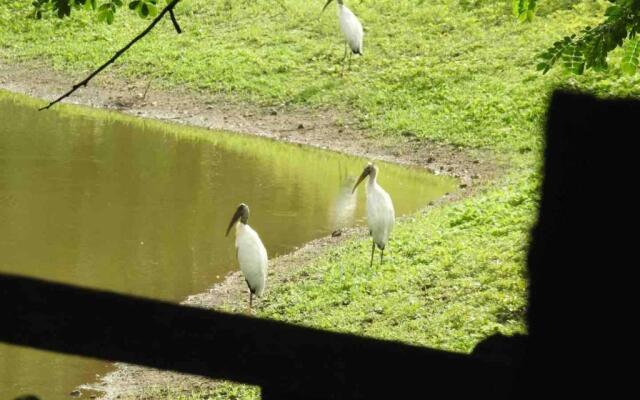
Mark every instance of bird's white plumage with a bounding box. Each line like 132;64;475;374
366;175;395;250
338;4;363;54
235;222;268;297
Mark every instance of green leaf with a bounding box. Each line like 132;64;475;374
140;3;149;17
562;44;585;75
31;0;48;19
84;0;96;10
97;2;116;24
53;0;72;17
605;5;622;19
105;9;114;24
536;62;548;71
538;1;636;75
621;37;640;75
146;3;157;17
537;36;572;74
33;0;159;21
512;0;537;22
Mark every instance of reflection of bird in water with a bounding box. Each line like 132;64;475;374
331;173;358;235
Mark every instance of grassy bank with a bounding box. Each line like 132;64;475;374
169;168;538;400
2;1;637;149
1;1;636;399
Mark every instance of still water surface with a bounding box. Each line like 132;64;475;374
0;91;456;399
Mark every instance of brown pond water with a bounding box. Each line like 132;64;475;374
0;91;457;400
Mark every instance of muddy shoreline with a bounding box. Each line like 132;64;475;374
1;60;502;399
0;61;499;184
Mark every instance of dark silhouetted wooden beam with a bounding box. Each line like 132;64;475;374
0;274;513;399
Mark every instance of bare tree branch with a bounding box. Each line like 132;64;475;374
39;0;183;111
169;9;182;34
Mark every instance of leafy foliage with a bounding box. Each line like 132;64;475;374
97;1;122;24
518;0;640;74
32;0;164;24
513;0;537;22
32;0;97;19
621;36;640;74
129;0;158;18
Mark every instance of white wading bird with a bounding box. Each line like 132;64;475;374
352;163;395;269
225;203;268;309
322;0;364;74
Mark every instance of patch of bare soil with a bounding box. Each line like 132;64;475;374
0;60;504;399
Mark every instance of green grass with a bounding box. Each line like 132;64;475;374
0;1;636;399
140;169;537;400
257;170;535;352
2;0;638;151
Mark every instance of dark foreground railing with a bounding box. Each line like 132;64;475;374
0;273;513;399
2;91;634;399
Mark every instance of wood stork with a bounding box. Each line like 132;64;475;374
225;203;268;309
322;0;364;74
352;163;395;269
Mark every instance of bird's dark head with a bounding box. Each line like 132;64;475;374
352;162;377;193
323;0;341;12
226;203;250;237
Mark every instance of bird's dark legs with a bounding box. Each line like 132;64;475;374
341;42;348;76
348;52;352;71
249;292;253;310
380;248;384;265
369;241;375;270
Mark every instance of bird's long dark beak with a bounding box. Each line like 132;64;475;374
352;168;370;194
322;0;334;12
225;207;243;237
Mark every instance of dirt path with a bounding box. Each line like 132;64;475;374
1;60;502;399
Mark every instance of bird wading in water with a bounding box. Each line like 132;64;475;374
352;163;395;269
225;203;268;309
322;0;364;75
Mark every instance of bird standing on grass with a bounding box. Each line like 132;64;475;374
352;163;395;269
226;203;268;310
322;0;364;74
